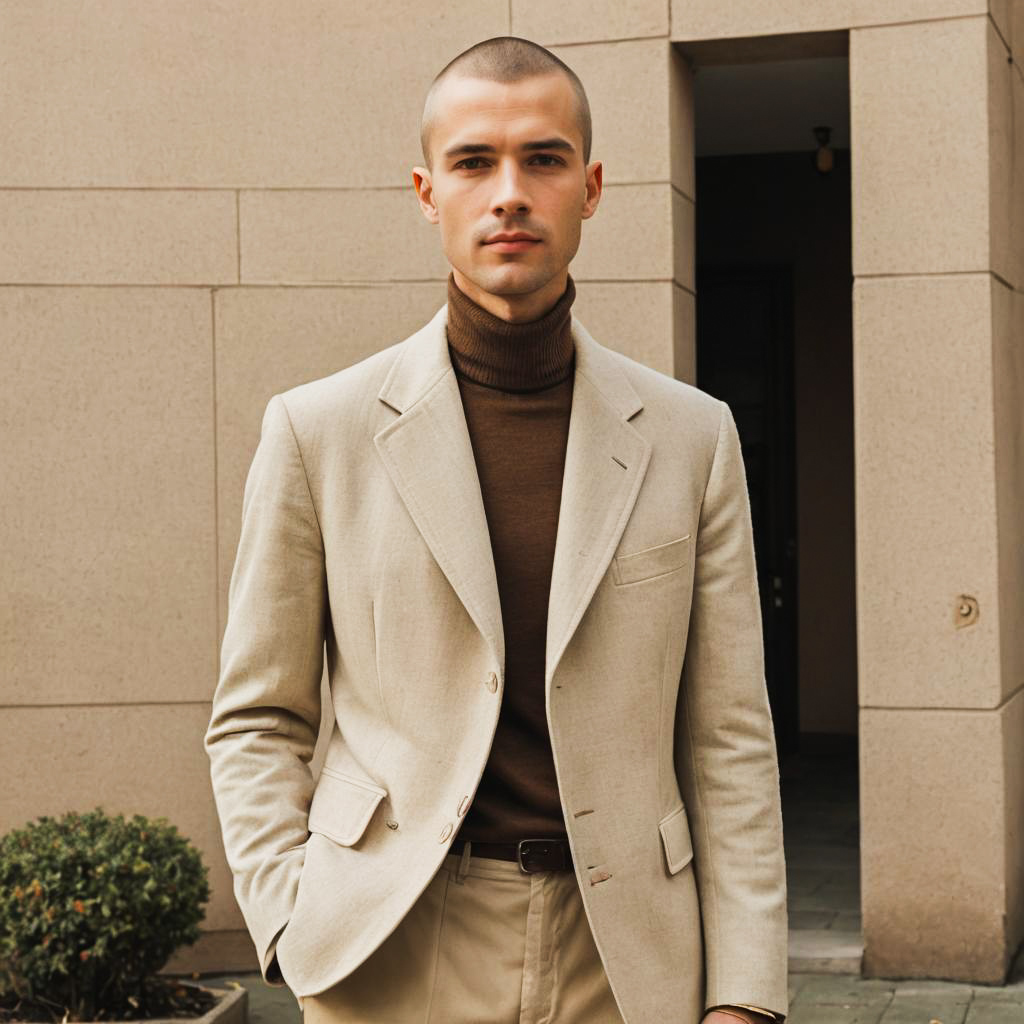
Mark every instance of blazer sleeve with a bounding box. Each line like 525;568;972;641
204;393;328;987
674;399;788;1018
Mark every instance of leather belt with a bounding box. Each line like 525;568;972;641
450;835;575;873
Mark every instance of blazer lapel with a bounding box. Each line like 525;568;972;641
373;305;505;674
545;317;651;686
373;303;651;687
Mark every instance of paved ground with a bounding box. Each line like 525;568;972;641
195;750;1024;1021
782;747;864;974
199;972;301;1023
785;971;1024;1023
199;967;1024;1023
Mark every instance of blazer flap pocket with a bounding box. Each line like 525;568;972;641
658;802;694;875
613;534;691;586
308;766;388;847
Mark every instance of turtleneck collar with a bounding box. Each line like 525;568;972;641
445;270;576;392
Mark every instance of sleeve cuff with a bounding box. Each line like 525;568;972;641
731;1004;783;1021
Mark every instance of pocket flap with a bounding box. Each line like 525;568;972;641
613;534;691;586
658;802;694;875
308;765;388;847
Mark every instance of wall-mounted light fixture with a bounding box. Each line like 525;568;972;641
813;125;833;174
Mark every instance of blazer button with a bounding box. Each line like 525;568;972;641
439;822;454;842
458;795;470;816
485;672;498;692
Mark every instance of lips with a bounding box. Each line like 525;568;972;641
484;233;540;244
485;238;540;253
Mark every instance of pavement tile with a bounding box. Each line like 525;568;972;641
831;913;864;932
968;987;1024;1004
964;1002;1024;1023
892;981;974;1000
201;972;301;1024
791;974;895;1006
879;998;968;1023
786;1003;889;1023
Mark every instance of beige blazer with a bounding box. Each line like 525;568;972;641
204;303;788;1022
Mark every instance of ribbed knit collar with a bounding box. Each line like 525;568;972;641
445;270;576;392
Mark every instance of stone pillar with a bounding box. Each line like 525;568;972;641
852;9;1024;982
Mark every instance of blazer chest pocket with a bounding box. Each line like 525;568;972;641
658;802;694;875
612;533;691;586
308;765;388;847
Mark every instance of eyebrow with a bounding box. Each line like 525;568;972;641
443;137;576;160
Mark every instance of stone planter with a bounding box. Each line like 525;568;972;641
4;984;247;1024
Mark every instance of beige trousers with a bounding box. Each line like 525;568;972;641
300;841;626;1023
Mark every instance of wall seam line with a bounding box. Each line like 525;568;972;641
861;678;1024;715
210;286;220;692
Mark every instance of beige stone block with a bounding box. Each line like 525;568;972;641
214;284;446;631
853;275;1001;709
511;0;666;44
993;282;1024;705
0;1;505;188
1011;65;1024;290
1003;677;1024;959
0;288;217;706
0;191;237;285
669;45;696;201
0;703;241;933
673;283;696;384
574;183;673;280
572;279;676;376
670;0;986;40
851;17;992;276
989;0;1013;44
549;39;684;188
672;187;695;291
861;699;1020;982
988;16;1017;287
240;188;446;284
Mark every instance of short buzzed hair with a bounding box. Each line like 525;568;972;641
420;36;592;171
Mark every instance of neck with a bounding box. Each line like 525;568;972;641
445;270;576;392
450;268;570;323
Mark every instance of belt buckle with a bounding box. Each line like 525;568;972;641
517;838;568;874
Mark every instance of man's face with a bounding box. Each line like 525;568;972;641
412;71;601;319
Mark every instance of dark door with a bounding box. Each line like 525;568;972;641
694;263;799;757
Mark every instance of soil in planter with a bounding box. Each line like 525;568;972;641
0;976;220;1022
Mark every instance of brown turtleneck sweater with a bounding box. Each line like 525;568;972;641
445;270;575;845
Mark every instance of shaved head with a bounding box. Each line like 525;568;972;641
420;36;591;172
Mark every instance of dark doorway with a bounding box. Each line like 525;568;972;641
693;146;856;763
695;263;798;757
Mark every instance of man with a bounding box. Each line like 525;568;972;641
205;35;787;1024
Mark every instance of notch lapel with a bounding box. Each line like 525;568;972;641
545;316;651;687
373;305;504;674
372;303;651;689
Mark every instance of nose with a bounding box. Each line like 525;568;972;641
490;157;531;217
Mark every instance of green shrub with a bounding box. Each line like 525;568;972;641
0;808;211;1021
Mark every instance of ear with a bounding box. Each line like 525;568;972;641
581;160;602;220
412;167;439;225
